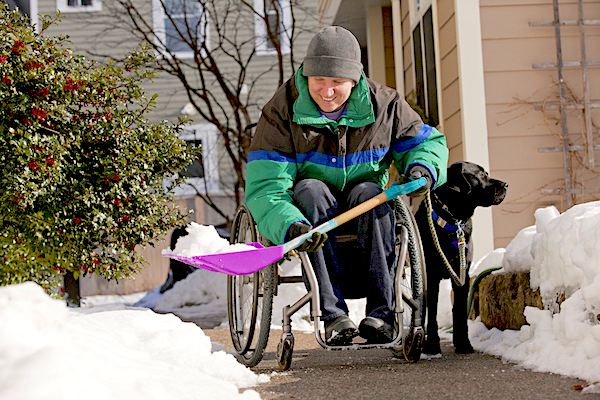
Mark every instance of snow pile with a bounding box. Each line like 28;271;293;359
161;223;255;257
470;248;506;278
501;226;536;274
0;282;268;400
468;202;600;389
530;204;600;306
491;204;600;309
156;267;228;310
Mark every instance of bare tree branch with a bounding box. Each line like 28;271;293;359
84;0;317;223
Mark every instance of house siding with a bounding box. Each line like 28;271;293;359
436;0;462;165
480;0;600;248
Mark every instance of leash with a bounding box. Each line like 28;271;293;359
424;190;468;286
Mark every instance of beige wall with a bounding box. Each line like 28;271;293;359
399;0;466;170
480;0;600;248
400;2;414;105
366;5;388;85
398;0;600;250
399;0;462;158
436;0;463;162
365;5;398;88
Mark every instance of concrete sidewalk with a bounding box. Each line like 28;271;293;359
204;328;594;400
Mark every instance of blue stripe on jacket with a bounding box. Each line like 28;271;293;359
248;150;295;163
346;147;388;166
249;147;390;168
392;124;432;154
298;147;388;168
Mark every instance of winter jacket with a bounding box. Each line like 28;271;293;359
245;67;449;245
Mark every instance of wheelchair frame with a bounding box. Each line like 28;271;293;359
227;197;427;370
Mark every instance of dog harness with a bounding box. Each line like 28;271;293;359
424;190;468;286
430;208;458;231
430;208;469;251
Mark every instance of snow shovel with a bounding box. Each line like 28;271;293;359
163;177;426;275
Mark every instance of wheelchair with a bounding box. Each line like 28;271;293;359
226;196;427;370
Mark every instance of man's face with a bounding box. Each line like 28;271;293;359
307;76;355;113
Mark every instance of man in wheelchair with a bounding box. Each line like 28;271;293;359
245;26;449;346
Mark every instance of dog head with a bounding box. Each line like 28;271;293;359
433;161;508;222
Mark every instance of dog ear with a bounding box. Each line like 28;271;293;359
446;162;472;194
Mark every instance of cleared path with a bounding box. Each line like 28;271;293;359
204;328;596;400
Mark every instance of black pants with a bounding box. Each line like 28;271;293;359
292;179;397;324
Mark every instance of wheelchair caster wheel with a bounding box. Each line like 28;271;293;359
277;333;294;371
389;343;404;359
403;326;424;363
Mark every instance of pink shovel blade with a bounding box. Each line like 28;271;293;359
162;242;285;275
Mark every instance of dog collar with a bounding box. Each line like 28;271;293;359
430;208;459;232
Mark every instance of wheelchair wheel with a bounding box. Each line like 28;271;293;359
391;198;426;362
227;205;275;367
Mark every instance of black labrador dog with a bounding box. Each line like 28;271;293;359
415;161;508;354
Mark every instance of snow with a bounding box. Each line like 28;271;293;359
0;283;267;400
161;223;255;257
466;202;600;393
2;202;600;397
530;205;600;306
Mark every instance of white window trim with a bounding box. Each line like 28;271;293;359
152;0;209;60
31;0;39;33
409;0;431;30
56;0;102;13
454;0;493;266
166;123;221;197
254;0;291;56
12;0;39;32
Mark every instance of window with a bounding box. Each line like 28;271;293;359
56;0;101;13
167;124;220;197
152;0;208;59
179;139;204;179
410;1;439;126
254;0;291;55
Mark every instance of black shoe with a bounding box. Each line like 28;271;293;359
325;315;358;345
358;316;393;344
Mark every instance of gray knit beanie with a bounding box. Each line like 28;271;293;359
302;26;363;82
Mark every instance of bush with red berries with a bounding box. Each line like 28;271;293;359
0;6;197;293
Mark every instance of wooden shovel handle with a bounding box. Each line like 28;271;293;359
282;177;426;253
333;192;388;226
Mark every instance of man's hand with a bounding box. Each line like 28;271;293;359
285;222;328;252
403;165;433;197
